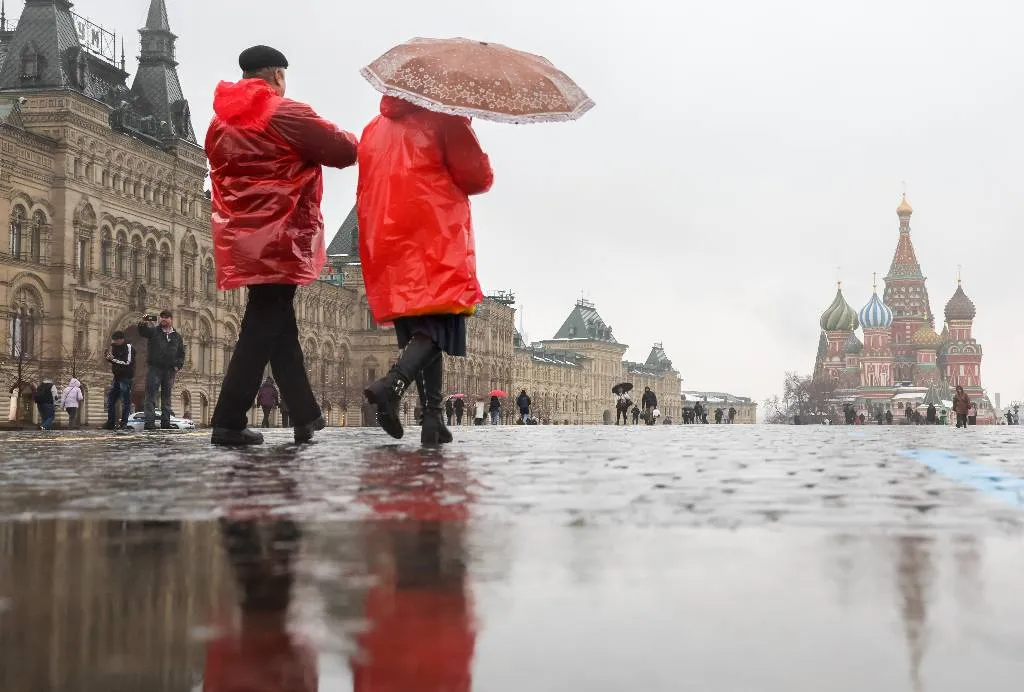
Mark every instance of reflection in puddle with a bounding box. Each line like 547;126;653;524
0;448;475;691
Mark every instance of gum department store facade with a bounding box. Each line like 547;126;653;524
0;0;681;427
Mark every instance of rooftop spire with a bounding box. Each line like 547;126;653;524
145;0;170;32
130;0;196;143
1;0;6;33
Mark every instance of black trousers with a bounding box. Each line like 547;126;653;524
212;284;319;430
145;366;175;426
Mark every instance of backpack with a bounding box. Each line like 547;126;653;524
33;383;52;404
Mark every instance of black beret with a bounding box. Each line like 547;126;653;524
111;331;126;341
239;45;289;72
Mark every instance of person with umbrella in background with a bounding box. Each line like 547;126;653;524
613;383;633;425
489;390;505;426
357;38;592;446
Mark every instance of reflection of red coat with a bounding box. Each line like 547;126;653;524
204;628;318;692
357;96;493;322
354;454;475;692
206;79;358;290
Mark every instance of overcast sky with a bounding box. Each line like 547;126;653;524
43;0;1024;405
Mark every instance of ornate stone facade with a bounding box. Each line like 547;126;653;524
0;1;682;428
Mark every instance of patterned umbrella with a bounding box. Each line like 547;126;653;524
361;37;595;124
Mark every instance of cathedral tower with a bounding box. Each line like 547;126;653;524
942;278;983;398
883;195;933;385
818;284;859;386
857;281;895;402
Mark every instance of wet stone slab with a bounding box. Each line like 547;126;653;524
1;426;1023;690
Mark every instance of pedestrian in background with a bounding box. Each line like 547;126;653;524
516;390;531;424
33;378;57;430
454;397;465;426
60;377;83;429
474;399;486;426
489;395;501;425
207;45;358;446
953;386;970;429
445;398;455;427
257;377;279;428
138;310;185;430
103;331;135;430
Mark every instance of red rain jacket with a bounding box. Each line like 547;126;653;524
206;79;358;290
357;96;493;322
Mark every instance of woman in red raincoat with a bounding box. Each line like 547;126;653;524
357;96;493;446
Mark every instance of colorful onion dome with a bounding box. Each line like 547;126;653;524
858;291;894;329
844;333;864;355
819;286;859;332
944;283;976;321
911;325;943;349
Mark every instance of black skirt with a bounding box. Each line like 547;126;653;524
393;314;468;357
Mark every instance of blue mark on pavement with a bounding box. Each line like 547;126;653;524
900;449;1024;508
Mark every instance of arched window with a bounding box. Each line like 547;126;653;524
100;228;112;275
145;240;157;283
131;238;143;279
9;289;41;360
9;205;25;259
198;323;212;375
159;247;170;287
115;231;127;278
222;326;237;373
203;257;215;298
29;211;45;262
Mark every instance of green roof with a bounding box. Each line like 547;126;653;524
552;300;616;342
327;205;359;259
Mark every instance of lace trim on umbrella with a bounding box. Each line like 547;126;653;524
360;67;595;125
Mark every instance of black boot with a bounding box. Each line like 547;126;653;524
294;416;326;444
414;370;428;425
364;334;439;440
420;354;453;446
211;427;265;446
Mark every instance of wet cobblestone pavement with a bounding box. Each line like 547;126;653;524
2;426;1024;690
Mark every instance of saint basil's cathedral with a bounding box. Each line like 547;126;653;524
813;195;992;422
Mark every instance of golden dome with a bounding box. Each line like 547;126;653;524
897;193;913;216
911;325;942;348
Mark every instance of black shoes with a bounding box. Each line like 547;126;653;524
144;422;158;431
294;416;326;444
102;421;116;430
211;427;265;446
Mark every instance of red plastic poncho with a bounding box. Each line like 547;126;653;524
357;96;494;322
206;79;358;290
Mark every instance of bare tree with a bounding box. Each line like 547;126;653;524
769;371;839;423
57;342;98;382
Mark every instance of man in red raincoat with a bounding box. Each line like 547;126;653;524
206;45;358;446
357;96;493;445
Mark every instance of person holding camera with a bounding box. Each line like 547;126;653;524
103;330;135;430
138;310;185;430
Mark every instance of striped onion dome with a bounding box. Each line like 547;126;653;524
859;290;894;329
819;287;859;332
